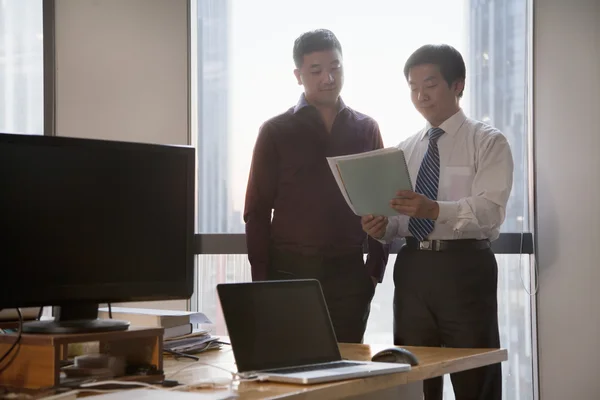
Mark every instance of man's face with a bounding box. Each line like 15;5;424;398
294;49;343;107
408;64;464;126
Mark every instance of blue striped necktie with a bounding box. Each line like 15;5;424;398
408;127;445;241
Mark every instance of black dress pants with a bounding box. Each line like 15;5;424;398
393;244;502;400
268;247;375;343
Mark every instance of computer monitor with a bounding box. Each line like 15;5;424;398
0;133;195;334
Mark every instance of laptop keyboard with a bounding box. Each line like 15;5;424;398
263;361;363;375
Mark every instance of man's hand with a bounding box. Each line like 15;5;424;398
361;215;388;239
390;190;439;220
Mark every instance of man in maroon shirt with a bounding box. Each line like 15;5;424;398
243;29;389;343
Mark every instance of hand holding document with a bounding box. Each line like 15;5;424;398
327;147;413;217
361;214;389;239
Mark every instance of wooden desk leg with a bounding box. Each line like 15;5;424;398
60;344;68;360
346;381;423;400
0;343;59;389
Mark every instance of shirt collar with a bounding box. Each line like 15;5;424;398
420;108;467;141
293;93;347;114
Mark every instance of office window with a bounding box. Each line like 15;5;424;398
192;1;534;399
0;0;44;135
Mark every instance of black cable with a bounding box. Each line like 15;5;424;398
164;348;200;361
0;308;23;373
108;303;113;319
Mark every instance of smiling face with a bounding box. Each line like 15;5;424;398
408;63;464;127
294;48;344;108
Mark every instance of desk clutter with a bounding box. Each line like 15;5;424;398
97;306;212;338
164;330;223;359
97;306;223;359
0;307;222;396
66;389;237;399
62;354;126;380
0;327;166;389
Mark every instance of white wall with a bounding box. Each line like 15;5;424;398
535;0;600;398
53;0;190;310
54;0;189;146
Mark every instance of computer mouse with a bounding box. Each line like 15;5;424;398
371;347;419;366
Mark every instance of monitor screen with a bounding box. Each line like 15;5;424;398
0;133;195;315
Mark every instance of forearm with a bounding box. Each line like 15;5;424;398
436;197;506;236
377;216;401;244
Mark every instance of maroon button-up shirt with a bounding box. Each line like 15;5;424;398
244;95;389;282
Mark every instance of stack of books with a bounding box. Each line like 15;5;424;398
98;306;223;358
97;306;213;339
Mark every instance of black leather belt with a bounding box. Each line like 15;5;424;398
405;237;491;251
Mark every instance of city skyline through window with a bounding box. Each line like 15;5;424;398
193;1;534;399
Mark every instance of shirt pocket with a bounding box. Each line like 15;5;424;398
441;166;474;201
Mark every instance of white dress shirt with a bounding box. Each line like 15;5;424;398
380;109;513;243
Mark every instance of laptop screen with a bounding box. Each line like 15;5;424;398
217;280;342;372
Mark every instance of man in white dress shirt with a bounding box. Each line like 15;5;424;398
362;44;513;400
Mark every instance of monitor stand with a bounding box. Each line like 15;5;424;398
22;303;129;334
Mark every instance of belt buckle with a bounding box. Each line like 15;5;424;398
419;240;433;250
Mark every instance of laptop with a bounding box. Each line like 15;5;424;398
216;279;410;385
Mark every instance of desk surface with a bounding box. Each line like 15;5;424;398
165;343;507;400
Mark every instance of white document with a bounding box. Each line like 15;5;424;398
76;388;237;400
326;157;356;214
326;147;412;217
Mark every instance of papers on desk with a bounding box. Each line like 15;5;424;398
76;389;237;399
164;330;223;355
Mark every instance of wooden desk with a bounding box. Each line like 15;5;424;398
164;343;507;400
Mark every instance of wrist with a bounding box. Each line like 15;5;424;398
428;201;440;220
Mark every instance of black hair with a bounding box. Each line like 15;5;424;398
403;44;466;97
293;29;343;68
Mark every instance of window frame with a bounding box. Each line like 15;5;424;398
193;233;534;255
43;0;56;137
40;1;538;398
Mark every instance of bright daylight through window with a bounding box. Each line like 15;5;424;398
192;1;534;399
0;0;44;135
